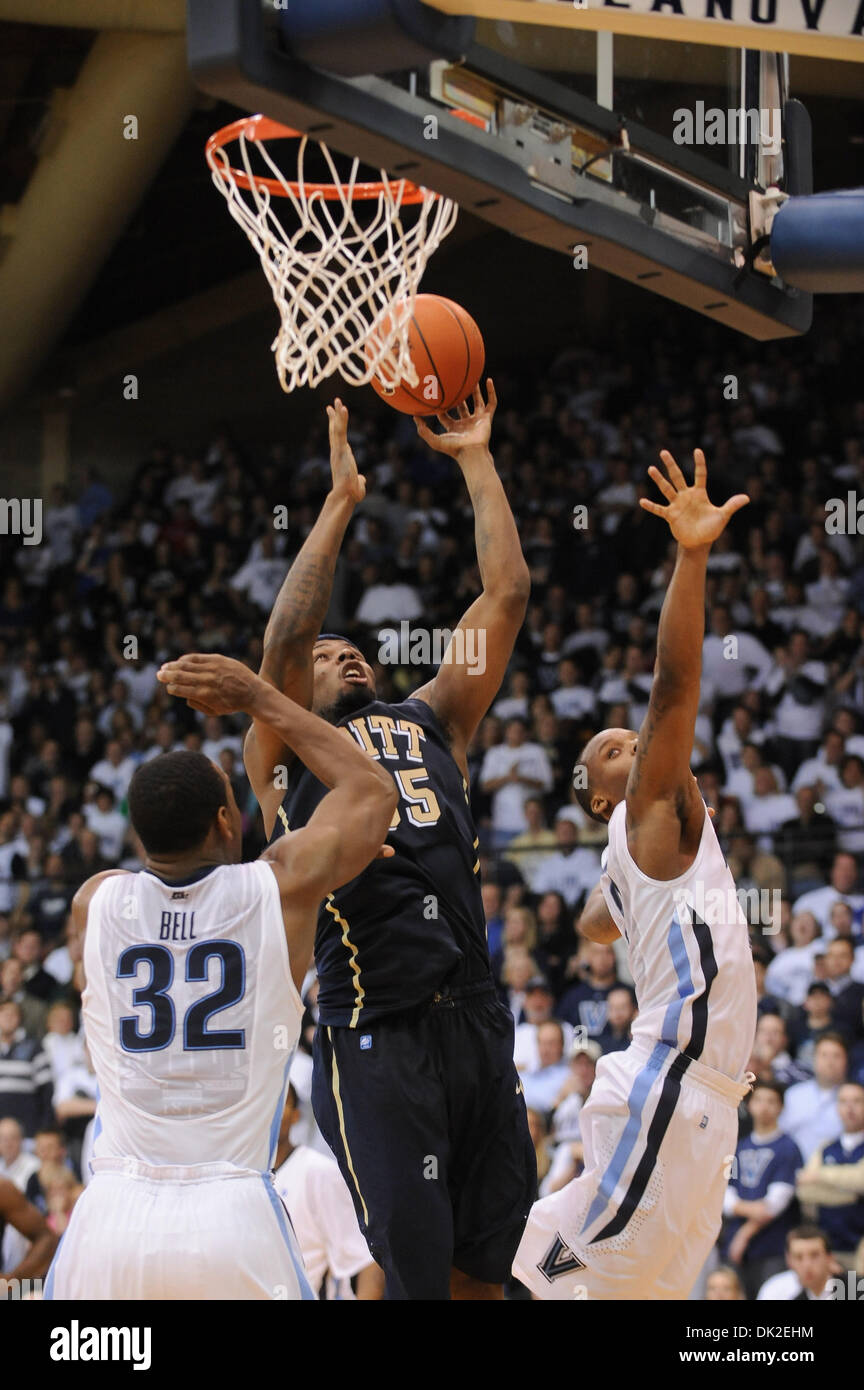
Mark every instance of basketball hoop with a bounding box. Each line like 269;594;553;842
205;116;459;394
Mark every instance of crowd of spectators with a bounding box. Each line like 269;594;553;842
2;296;864;1297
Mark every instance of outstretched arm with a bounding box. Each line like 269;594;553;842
412;382;530;776
626;450;748;878
159;656;397;992
244;401;365;833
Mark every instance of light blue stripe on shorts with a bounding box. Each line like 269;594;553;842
262;1176;315;1301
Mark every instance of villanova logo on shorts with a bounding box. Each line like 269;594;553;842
537;1233;586;1283
360;1035;372;1051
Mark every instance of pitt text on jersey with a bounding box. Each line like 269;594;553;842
340;714;441;831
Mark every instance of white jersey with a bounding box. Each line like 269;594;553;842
600;801;756;1081
515;801;756;1302
273;1145;371;1297
83;861;303;1171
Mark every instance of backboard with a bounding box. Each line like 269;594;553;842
187;0;823;339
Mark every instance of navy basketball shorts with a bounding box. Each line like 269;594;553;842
311;983;537;1300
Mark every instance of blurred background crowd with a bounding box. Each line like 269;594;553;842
2;298;864;1299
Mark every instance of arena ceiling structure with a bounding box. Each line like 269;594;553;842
0;2;195;413
0;0;862;418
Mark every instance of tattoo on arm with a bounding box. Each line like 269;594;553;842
628;674;673;799
263;553;334;680
629;671;696;829
472;485;493;575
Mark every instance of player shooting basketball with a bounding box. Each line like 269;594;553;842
513;449;757;1300
230;382;536;1301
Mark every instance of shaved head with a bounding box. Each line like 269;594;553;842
574;728;639;823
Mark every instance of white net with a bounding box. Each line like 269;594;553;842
206;118;459;394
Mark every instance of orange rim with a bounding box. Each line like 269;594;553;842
451;107;488;131
205;114;433;204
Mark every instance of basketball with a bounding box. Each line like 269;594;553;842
370;294;485;415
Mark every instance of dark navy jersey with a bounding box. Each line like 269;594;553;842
723;1131;803;1260
557;981;617;1036
269;698;492;1027
814;1136;864;1252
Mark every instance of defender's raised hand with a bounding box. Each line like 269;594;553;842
640;449;749;549
415;379;497;458
327;398;366;505
160;654;396;862
158;653;261;715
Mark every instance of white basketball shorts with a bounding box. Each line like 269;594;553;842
513;1037;749;1301
45;1158;315;1301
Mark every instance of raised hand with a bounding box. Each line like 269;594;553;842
157;654;261;715
327;399;366;505
415;379;497;459
640;449;749;549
